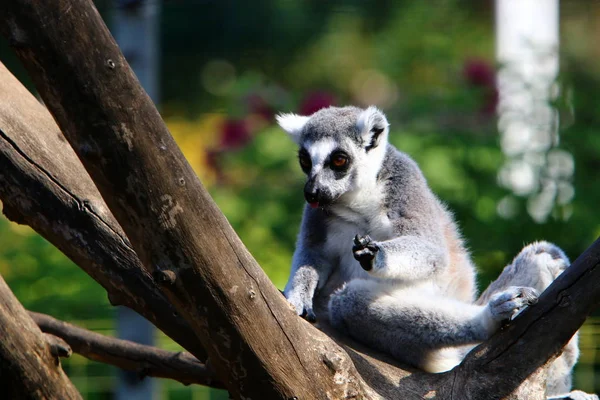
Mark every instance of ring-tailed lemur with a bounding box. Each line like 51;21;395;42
277;105;596;399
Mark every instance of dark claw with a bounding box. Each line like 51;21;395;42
301;308;317;323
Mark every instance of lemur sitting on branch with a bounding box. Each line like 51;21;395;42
277;105;596;399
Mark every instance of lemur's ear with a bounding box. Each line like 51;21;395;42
357;106;389;151
276;113;310;144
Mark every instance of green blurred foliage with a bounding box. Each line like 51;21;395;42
1;0;600;397
0;218;112;320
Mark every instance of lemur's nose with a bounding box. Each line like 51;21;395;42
304;188;319;204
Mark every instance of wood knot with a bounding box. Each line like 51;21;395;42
44;333;72;361
322;351;343;372
558;293;571;308
154;269;176;285
248;290;256;300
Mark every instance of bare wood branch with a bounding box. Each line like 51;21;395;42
0;274;81;399
0;2;371;399
0;1;598;398
30;311;223;388
0;62;206;359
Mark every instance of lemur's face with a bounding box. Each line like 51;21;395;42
277;106;389;208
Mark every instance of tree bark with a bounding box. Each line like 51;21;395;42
0;2;371;399
0;1;599;399
0;274;81;400
0;61;206;360
30;311;222;388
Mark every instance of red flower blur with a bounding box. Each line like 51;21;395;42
463;58;498;115
246;93;274;121
220;118;251;149
299;91;337;115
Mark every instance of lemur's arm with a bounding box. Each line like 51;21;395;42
354;234;448;281
284;207;332;322
352;151;452;281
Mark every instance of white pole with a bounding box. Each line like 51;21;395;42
113;1;160;399
495;0;571;222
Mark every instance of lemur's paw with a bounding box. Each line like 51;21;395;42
488;286;538;322
285;291;317;322
353;234;379;271
288;298;317;322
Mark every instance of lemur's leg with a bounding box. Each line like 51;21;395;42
476;241;568;305
352;234;449;281
328;279;537;372
476;242;594;399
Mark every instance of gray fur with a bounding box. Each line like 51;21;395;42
278;106;591;398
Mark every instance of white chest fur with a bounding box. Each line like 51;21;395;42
324;184;394;280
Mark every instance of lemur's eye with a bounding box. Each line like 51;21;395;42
330;152;349;171
298;149;311;172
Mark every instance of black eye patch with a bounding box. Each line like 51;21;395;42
298;148;311;173
329;150;350;172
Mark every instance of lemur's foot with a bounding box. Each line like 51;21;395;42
514;241;570;280
488;286;538;322
353;234;379;271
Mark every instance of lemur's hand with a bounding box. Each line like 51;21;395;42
353;234;379;271
286;290;317;323
283;266;318;323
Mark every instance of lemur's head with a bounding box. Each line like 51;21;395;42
277;106;390;208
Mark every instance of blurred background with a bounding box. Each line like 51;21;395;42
1;0;600;398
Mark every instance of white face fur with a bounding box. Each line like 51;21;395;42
277;106;389;209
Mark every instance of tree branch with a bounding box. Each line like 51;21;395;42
30;311;223;388
0;61;206;360
0;1;598;398
0;274;81;399
0;2;370;398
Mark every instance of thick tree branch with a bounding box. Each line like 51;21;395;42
0;2;370;399
30;311;223;388
0;1;598;398
0;274;81;399
0;62;205;359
